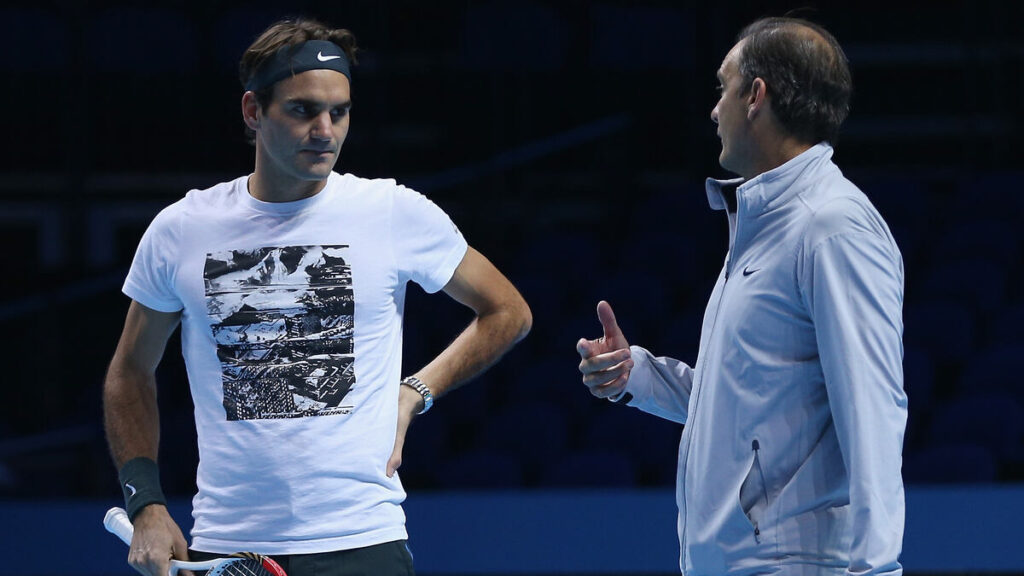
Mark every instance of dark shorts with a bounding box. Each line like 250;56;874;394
189;540;415;576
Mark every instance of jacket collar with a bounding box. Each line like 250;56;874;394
705;142;833;214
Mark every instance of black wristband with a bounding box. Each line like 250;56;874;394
118;457;167;521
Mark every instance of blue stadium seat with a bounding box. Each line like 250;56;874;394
954;173;1024;222
514;232;602;318
903;344;935;410
621;229;706;282
432;378;491;428
212;8;286;72
858;177;932;235
933;220;1018;265
85;7;198;72
590;4;695;70
958;343;1024;395
479;401;569;470
599;269;670;331
903;442;998;484
921;260;1006;314
929;391;1023;461
517;230;600;279
988;304;1024;346
542;449;637;487
903;300;976;364
160;413;199;494
435;449;524;489
582;406;680;473
512;275;562;327
886;223;919;271
626;184;708;233
510;351;601;428
0;8;69;72
462;1;567;70
400;411;452;470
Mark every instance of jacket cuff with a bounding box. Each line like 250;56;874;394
608;345;652;405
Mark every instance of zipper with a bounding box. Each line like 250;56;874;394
751;439;769;544
681;197;739;567
679;261;731;566
724;201;740;280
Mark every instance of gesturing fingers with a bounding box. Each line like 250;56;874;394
576;337;601;359
578;348;632;375
583;368;631;399
580;350;633;398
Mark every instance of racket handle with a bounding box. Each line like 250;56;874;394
104;507;135;545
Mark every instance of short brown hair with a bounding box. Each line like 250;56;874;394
240;17;359;142
736;17;851;144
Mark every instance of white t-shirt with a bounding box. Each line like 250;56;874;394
123;172;468;554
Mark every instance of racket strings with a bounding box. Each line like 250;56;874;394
209;558;271;576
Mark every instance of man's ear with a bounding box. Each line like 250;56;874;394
747;77;767;121
242;91;261;132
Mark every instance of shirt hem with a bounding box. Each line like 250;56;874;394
191;525;409;555
423;240;468;294
122;283;183;313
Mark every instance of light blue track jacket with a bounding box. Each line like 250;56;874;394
620;144;907;575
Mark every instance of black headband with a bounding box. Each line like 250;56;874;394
245;40;352;92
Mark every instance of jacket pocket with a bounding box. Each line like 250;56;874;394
739;439;770;544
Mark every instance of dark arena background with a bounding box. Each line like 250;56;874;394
1;1;1022;574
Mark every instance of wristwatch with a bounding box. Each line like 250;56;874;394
401;376;434;414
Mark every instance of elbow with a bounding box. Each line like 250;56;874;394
103;355;157;400
499;290;532;344
514;298;533;343
479;289;532;345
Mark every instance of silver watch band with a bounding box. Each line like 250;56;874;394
401;376;434;414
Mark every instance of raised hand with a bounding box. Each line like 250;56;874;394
576;300;633;399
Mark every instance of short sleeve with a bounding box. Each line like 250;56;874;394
122;206;184;312
391;185;468;293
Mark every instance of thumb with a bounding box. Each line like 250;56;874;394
387;436;404;478
596;300;623;341
387;453;401;478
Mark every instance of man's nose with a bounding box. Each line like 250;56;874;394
311;112;333;140
710;105;719;125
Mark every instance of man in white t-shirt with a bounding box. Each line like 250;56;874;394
103;17;532;576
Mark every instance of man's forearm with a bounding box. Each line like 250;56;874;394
413;303;530;397
103;362;161;467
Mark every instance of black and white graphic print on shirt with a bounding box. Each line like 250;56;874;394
203;245;356;421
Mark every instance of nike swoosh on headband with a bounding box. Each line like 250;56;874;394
246;41;352;91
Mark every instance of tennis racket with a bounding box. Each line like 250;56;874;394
103;507;287;576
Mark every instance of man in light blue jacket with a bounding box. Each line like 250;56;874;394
576;17;906;576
